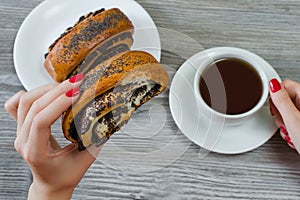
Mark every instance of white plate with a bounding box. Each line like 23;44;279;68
169;47;280;154
14;0;161;91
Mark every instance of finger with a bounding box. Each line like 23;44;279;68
269;78;299;124
27;88;81;149
73;144;102;170
278;128;296;149
5;90;25;121
15;84;56;147
281;79;300;110
21;74;84;142
31;74;84;113
287;141;296;150
285;135;296;150
279;126;297;150
24;76;83;125
279;125;297;150
269;98;279;117
279;130;286;141
280;131;296;149
279;124;288;139
17;84;57;131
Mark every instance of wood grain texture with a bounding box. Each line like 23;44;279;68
1;0;300;199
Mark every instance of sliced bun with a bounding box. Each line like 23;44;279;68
44;8;134;82
62;51;169;150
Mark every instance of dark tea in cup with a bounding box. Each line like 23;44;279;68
199;58;263;115
193;47;269;126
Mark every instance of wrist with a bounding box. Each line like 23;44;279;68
28;182;74;200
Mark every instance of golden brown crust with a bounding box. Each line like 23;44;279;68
44;8;134;82
62;51;169;144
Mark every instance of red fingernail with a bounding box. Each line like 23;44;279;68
285;135;295;148
69;74;84;83
283;136;294;148
285;136;291;143
286;138;294;147
289;141;295;148
280;126;288;136
66;88;80;97
269;78;281;93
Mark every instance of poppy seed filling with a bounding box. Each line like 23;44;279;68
69;80;162;149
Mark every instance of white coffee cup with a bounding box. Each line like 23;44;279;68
193;47;269;126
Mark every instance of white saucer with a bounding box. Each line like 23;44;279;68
169;47;281;154
14;0;160;91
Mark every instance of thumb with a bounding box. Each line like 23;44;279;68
73;144;102;170
269;78;299;120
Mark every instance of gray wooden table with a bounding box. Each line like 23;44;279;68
1;0;300;199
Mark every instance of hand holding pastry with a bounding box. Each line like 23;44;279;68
5;75;101;200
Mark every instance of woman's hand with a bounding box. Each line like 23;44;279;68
5;74;101;200
269;78;300;152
